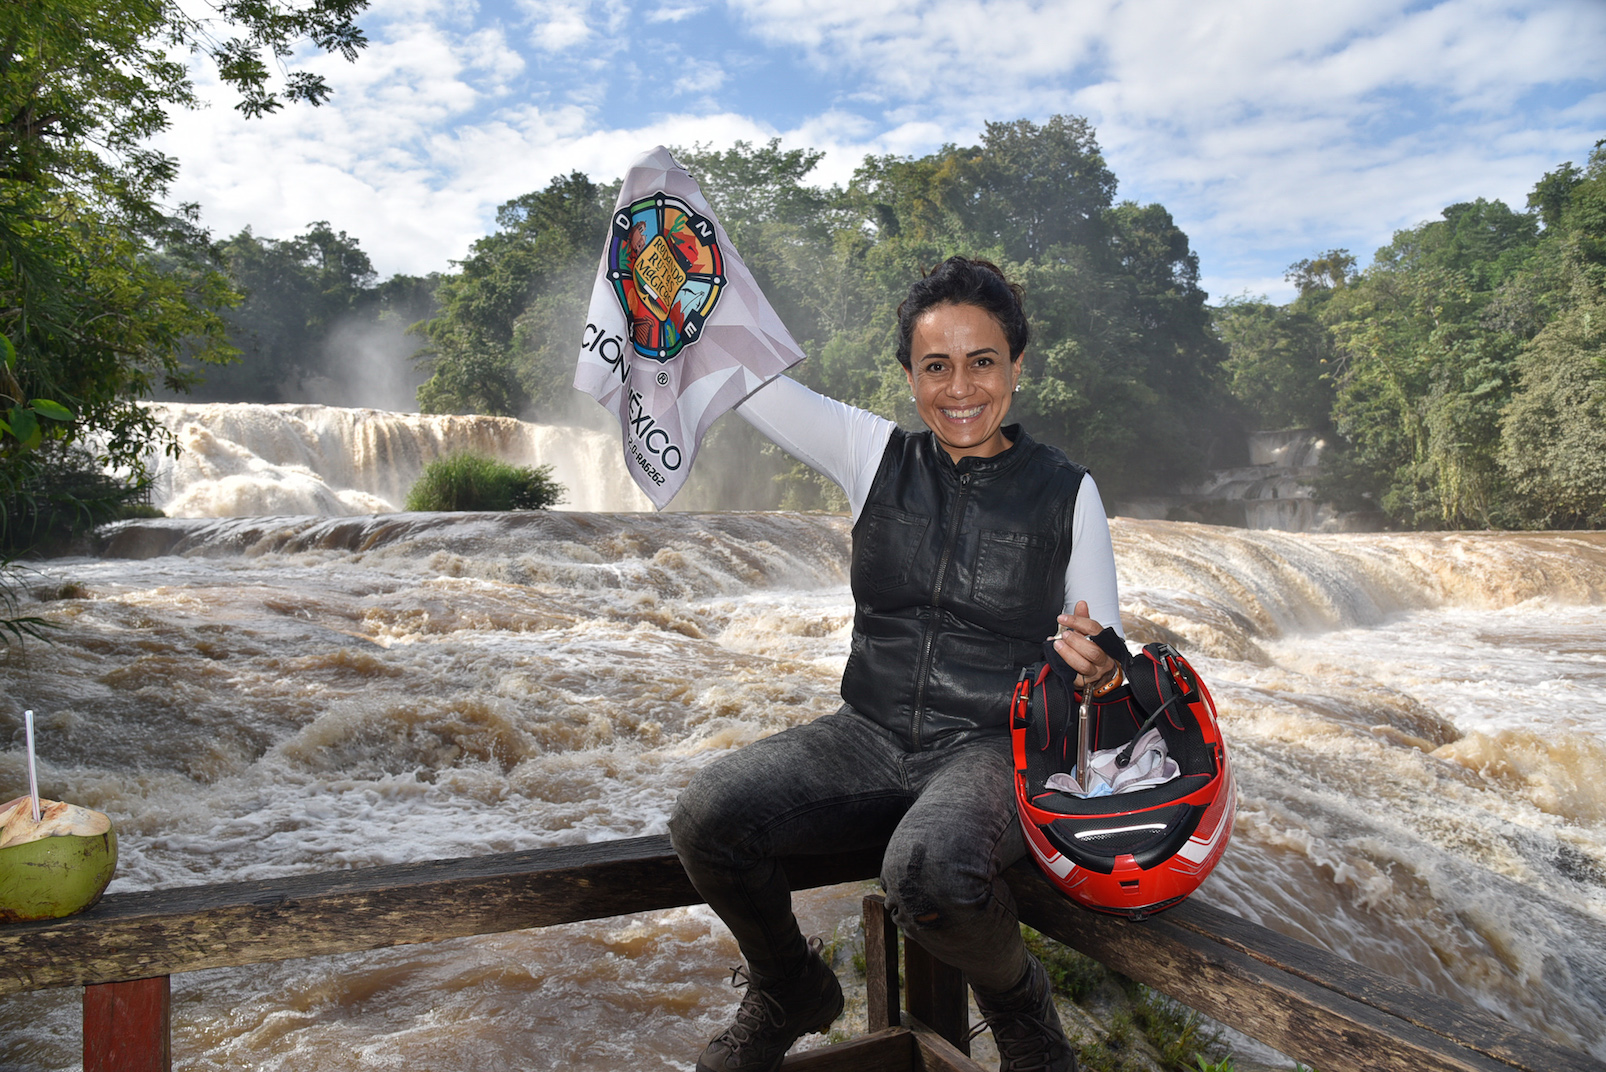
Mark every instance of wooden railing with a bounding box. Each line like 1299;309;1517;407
2;836;1600;1072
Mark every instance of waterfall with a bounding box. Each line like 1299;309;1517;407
143;402;654;516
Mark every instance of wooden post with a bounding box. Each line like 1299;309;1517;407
862;894;900;1031
84;975;171;1072
903;935;968;1054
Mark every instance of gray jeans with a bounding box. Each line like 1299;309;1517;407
668;706;1030;996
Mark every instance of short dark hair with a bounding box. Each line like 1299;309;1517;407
895;257;1030;369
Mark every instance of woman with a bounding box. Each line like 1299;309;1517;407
669;257;1121;1072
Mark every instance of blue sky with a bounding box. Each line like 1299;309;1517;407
159;0;1606;302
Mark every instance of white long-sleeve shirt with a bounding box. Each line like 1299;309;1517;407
736;375;1124;634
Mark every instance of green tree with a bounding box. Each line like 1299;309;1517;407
1320;264;1520;526
938;116;1118;262
1286;249;1357;296
1552;142;1606;293
845;117;1116;264
174;222;437;403
198;221;374;399
676;139;838;241
3;0;364;221
1497;140;1606;528
1499;296;1606;528
2;0;371;646
1315;198;1543;527
415;172;615;417
1014;199;1232;496
1213;297;1335;431
1371;197;1538;291
1;193;237;538
842;122;1229;500
1301;144;1606;530
1;0;372;517
414;119;1236;507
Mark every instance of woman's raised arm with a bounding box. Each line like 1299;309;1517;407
735;375;894;523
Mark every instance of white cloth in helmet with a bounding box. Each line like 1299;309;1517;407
1043;728;1178;798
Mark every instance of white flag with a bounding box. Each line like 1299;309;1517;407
574;146;806;509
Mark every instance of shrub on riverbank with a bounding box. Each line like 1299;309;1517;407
404;453;564;512
1;445;162;644
1;445;158;557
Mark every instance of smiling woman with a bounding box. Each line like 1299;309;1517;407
901;282;1027;462
668;256;1125;1072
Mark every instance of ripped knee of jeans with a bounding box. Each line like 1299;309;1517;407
884;842;949;931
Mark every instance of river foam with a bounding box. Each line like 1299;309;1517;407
2;514;1604;1069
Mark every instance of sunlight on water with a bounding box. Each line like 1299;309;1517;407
2;509;1604;1069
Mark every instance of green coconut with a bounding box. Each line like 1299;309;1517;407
0;796;117;923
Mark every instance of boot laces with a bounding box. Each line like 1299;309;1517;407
715;966;788;1052
967;1007;1071;1072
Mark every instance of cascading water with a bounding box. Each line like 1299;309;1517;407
143;402;655;516
1189;430;1333;531
2;406;1604;1071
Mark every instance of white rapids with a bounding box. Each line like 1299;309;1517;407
1;404;1604;1071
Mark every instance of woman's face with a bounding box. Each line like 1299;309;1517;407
904;302;1023;463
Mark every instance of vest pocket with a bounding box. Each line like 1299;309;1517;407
853;506;930;594
972;529;1056;620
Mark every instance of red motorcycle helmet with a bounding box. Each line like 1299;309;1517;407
1011;634;1234;920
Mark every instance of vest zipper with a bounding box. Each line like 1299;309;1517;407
910;470;971;750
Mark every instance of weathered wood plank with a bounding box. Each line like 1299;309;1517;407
907;1018;990;1072
903;938;968;1055
863;894;900;1032
1164;897;1598;1072
1007;863;1604;1072
0;836;881;995
9;838;1601;1072
780;1027;916;1072
83;976;170;1072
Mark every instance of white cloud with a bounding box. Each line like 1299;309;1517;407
519;0;601;49
158;5;530;271
151;0;1605;305
648;2;708;22
516;0;635;50
1043;0;1606;295
728;0;1110;110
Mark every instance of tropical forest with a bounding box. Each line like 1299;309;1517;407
4;0;1606;564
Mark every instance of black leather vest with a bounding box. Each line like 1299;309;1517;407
841;425;1085;750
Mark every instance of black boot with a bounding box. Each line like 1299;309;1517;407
972;955;1078;1072
695;939;845;1072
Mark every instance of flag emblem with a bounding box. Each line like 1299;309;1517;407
576;145;805;509
608;193;725;362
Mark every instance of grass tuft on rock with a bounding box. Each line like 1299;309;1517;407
1023;926;1235;1072
404;453;565;512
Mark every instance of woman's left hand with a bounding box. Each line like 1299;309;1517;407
1051;600;1119;692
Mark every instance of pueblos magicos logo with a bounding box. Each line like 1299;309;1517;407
606;192;725;363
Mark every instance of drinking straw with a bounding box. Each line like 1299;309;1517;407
24;709;40;822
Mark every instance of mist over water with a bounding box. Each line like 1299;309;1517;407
302;317;433;415
3;410;1605;1070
